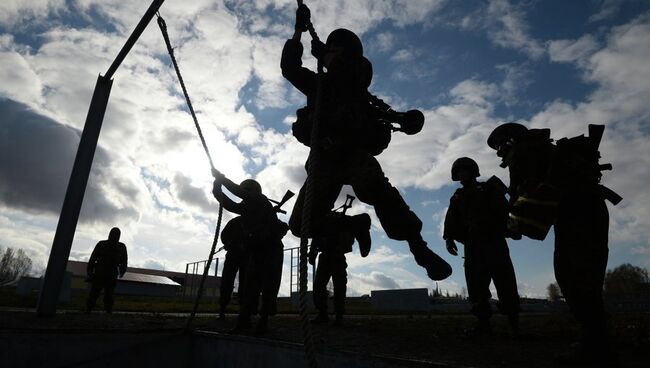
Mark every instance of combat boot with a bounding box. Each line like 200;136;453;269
255;315;268;334
229;315;252;334
349;214;371;257
508;313;519;337
407;237;452;280
465;319;492;338
310;311;329;324
332;312;344;326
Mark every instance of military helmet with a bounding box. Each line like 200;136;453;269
240;179;262;194
451;157;480;181
326;28;363;58
487;122;528;150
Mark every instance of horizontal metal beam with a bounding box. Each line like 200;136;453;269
105;0;166;79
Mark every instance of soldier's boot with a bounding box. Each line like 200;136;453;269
466;319;492;337
348;214;371;257
508;313;520;337
310;311;329;324
332;312;344;327
407;237;452;281
230;315;252;334
255;314;269;334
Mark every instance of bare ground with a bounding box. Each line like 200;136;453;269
1;310;648;367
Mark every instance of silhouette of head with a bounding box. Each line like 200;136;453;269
451;157;480;182
324;28;363;73
326;29;363;57
108;227;121;242
240;179;262;195
487;122;528;158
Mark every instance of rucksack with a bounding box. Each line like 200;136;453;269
549;124;621;204
291;104;392;156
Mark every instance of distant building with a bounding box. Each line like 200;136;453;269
66;260;221;298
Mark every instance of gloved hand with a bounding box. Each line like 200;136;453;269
212;179;223;198
445;238;458;256
311;39;326;60
211;168;225;181
295;3;311;32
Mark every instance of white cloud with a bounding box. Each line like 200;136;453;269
589;0;624;23
374;31;396;53
0;0;66;28
548;35;600;64
485;0;545;59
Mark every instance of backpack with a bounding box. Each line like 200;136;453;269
508;124;621;241
548;124;621;204
291;104;392;156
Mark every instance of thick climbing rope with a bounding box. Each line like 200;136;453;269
296;1;320;367
155;14;223;330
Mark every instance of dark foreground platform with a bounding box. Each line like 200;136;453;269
1;311;648;367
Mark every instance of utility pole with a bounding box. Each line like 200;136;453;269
37;0;166;317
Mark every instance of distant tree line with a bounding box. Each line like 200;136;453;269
547;263;650;301
0;246;33;285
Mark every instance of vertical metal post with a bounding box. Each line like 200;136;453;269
183;263;189;299
35;0;166;317
213;257;219;298
37;75;113;317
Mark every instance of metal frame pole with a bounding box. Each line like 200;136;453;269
37;75;112;317
36;0;166;317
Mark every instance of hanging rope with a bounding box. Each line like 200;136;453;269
156;13;223;330
296;1;320;367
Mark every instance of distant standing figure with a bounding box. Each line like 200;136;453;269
443;158;520;335
86;227;128;314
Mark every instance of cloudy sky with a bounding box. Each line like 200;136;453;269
1;0;649;298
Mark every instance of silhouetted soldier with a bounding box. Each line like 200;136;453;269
86;227;127;314
212;171;288;333
310;195;361;326
487;123;620;364
443;158;520;336
282;3;451;281
218;216;246;320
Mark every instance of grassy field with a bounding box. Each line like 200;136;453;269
0;287;389;315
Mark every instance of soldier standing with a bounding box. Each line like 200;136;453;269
282;3;451;281
212;171;288;333
310;195;362;326
86;227;128;314
443;158;520;335
487;123;620;364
